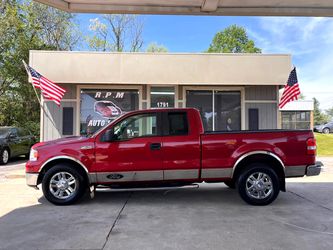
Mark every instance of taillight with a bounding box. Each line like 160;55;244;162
307;138;316;155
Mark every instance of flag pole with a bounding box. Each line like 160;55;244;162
22;60;42;105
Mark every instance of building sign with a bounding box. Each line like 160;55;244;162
80;89;139;135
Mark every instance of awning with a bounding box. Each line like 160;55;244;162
35;0;333;17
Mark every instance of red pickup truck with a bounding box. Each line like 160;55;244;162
26;108;322;206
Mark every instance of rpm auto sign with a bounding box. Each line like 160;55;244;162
80;89;139;135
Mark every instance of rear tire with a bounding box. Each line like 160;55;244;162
0;148;9;165
237;163;280;206
323;128;330;134
42;164;86;205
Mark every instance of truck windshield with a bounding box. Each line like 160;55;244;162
89;113;127;138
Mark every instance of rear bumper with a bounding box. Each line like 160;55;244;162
26;173;39;187
306;161;323;176
285;161;323;177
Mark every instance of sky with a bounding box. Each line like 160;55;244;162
76;14;333;110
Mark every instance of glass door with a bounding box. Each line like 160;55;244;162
186;90;213;131
186;89;241;131
214;91;241;131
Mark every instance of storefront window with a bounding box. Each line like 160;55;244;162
80;89;139;135
150;87;175;108
186;90;213;131
281;111;311;129
214;91;241;131
186;90;241;131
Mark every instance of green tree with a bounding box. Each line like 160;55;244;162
146;42;168;52
87;15;144;52
313;98;329;125
325;107;333;121
207;25;261;53
0;0;80;137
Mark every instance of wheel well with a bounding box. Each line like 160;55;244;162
232;154;286;191
37;159;90;186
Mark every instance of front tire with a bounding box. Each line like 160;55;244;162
42;164;86;205
237;163;280;206
0;148;9;165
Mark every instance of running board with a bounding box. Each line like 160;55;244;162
96;184;200;193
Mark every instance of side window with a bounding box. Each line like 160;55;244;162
167;112;188;136
17;128;24;137
114;113;157;140
63;107;74;135
11;128;18;137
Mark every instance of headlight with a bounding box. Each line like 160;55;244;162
29;148;38;161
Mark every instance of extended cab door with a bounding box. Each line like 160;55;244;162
94;112;163;183
161;111;201;181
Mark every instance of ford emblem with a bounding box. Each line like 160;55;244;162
107;174;124;180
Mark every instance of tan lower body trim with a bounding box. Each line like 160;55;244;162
164;169;198;180
201;168;232;179
285;165;306;177
92;168;235;183
95;169;199;183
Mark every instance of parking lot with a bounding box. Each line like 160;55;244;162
0;158;333;250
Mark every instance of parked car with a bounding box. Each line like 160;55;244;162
0;127;36;165
26;108;322;206
314;121;333;134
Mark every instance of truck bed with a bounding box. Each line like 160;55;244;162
201;129;315;169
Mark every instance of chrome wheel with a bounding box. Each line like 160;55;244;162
2;149;9;164
49;172;77;199
245;172;273;199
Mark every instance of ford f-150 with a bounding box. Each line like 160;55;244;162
26;108;322;205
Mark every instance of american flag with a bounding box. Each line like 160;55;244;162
27;65;66;106
279;67;301;109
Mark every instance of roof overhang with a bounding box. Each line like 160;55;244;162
34;0;333;17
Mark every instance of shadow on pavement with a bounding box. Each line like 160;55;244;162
0;183;333;250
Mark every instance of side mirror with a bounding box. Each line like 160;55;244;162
102;129;118;142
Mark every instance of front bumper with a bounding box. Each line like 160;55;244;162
306;161;323;176
26;173;39;187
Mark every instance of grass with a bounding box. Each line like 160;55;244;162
315;133;333;156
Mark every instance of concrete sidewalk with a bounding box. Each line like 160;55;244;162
0;157;332;250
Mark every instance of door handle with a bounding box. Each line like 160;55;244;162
150;143;161;150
